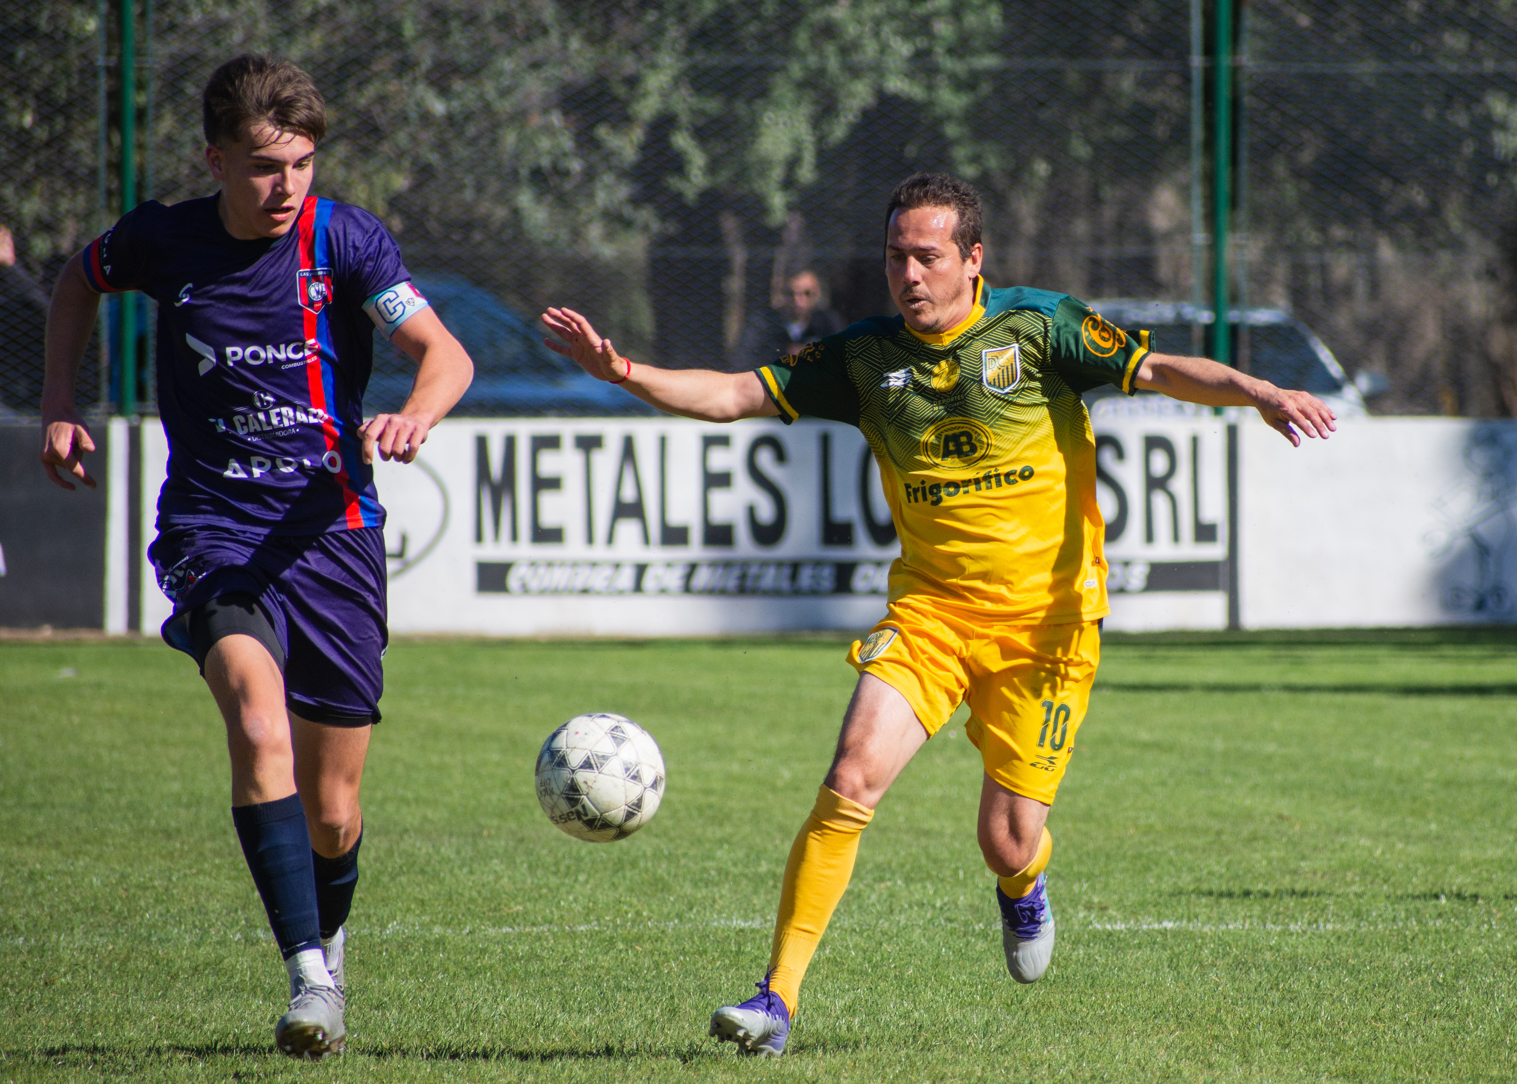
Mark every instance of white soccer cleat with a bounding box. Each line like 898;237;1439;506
998;873;1056;984
709;976;791;1057
275;974;346;1060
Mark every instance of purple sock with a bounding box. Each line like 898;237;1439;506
231;794;321;960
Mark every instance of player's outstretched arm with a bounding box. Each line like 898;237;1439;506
360;307;474;464
542;306;777;423
40;251;101;491
1133;352;1337;447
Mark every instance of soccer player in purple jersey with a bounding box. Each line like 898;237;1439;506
39;56;473;1059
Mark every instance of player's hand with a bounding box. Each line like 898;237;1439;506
541;307;630;382
39;412;97;491
359;412;430;465
1252;386;1337;446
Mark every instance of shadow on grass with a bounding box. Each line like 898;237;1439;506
1095;681;1517;697
21;1039;723;1066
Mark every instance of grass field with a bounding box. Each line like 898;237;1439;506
3;630;1516;1082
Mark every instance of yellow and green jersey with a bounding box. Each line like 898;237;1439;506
757;278;1150;624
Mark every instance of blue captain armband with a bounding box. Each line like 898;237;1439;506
362;281;429;340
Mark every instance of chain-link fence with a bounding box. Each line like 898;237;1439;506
1244;0;1517;417
5;1;1517;419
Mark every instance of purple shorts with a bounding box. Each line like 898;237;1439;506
150;524;388;723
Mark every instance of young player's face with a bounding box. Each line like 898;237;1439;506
206;124;316;240
885;206;984;333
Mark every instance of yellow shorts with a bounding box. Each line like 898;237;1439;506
847;596;1101;805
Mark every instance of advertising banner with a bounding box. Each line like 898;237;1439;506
378;418;898;635
107;415;1517;637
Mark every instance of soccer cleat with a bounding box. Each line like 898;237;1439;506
709;975;791;1057
322;927;346;997
275;975;346;1060
998;872;1056;984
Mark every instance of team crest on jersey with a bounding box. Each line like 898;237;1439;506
856;627;899;664
920;417;994;471
298;268;335;315
981;344;1023;395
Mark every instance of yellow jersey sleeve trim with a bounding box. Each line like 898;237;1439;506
1120;330;1150;395
758;366;800;421
906;276;987;347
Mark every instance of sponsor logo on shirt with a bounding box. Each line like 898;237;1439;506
1081;312;1127;357
920;417;993;471
901;464;1036;506
881;368;911;389
298;267;335;315
185;334;317;375
208;404;331;436
174;283;193;307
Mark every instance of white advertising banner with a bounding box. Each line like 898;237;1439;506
376;418;899;635
114;414;1517;635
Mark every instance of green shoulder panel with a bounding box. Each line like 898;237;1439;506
1047;296;1150;395
757;329;862;426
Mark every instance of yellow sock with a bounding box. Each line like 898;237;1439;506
766;784;875;1016
997;826;1053;899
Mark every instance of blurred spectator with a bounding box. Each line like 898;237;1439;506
732;268;844;371
0;224;51;415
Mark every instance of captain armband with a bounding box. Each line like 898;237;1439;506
362;281;429;340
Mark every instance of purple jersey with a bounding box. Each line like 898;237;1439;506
84;194;427;534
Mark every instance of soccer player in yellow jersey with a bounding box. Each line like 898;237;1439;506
542;173;1336;1057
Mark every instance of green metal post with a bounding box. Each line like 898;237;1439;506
119;0;138;416
1211;0;1232;366
1190;0;1206;355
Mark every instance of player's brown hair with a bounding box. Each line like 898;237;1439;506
202;55;326;147
884;173;983;260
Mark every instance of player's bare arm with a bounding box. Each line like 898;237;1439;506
1134;351;1338;447
541;306;776;422
359;307;473;465
39;250;101;490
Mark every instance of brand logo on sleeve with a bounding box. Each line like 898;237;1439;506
981;343;1022;395
174;283;193;307
297;268;335;315
1081;313;1126;357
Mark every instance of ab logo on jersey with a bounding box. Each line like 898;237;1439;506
298;268;335;316
921;417;994;471
981;343;1022;395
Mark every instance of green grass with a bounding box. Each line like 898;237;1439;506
3;630;1516;1082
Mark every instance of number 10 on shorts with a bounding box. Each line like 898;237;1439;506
1038;700;1070;751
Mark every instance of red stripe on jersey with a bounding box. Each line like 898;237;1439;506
296;197;365;529
83;237;123;293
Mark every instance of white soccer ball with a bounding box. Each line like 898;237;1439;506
534;713;666;842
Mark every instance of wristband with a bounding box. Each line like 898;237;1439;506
609;354;633;384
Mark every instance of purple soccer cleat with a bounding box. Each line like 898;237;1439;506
997;872;1056;984
709;974;791;1057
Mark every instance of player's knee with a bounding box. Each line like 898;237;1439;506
977;825;1038;877
823;761;882;808
307;800;360;853
228;708;292;759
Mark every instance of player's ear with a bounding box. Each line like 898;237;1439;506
966;242;984;275
205;143;225;182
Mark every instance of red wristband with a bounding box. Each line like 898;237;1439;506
609;355;632;384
